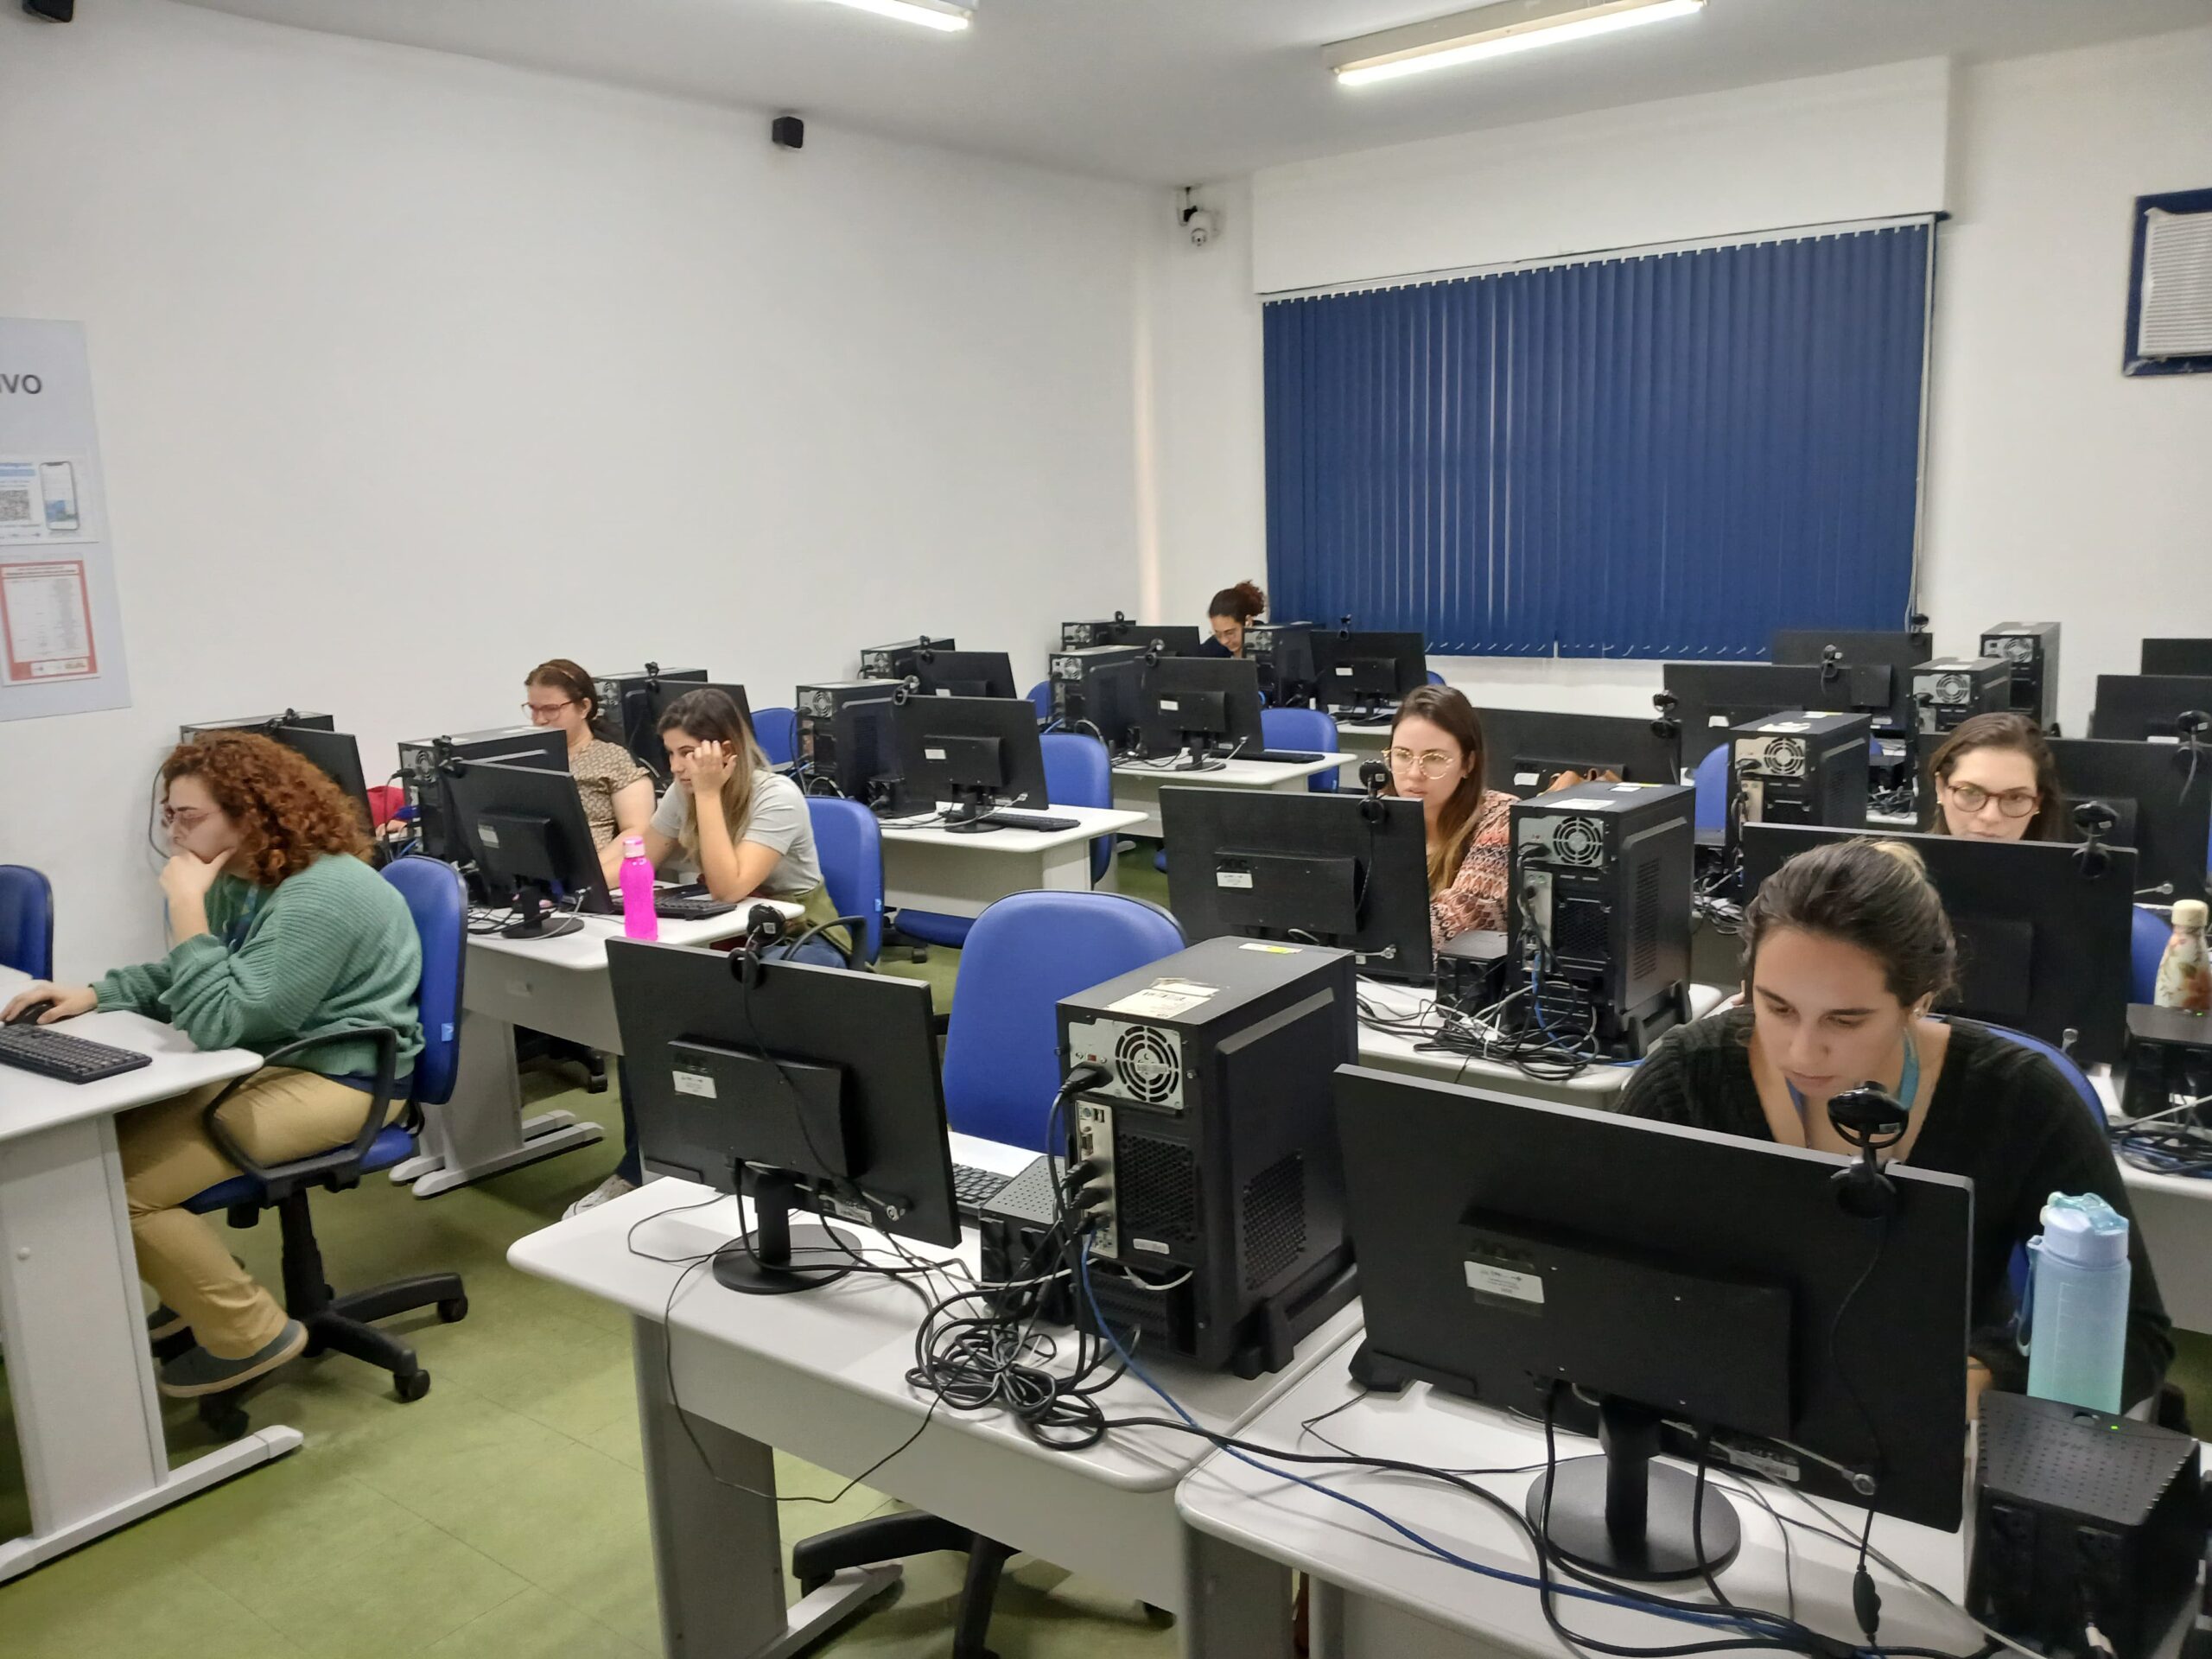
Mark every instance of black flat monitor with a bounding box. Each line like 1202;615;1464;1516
2091;675;2212;744
1476;708;1681;796
2049;736;2212;905
1740;824;2136;1064
599;664;708;772
1660;663;1837;768
2142;639;2212;677
890;694;1050;830
396;724;568;865
1771;628;1934;734
270;726;374;837
906;648;1017;702
1133;656;1267;765
442;757;609;938
1160;788;1433;982
608;936;960;1293
638;680;754;781
1336;1065;1971;1580
1309;630;1427;720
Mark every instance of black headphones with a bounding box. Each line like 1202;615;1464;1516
2070;798;2118;880
1827;1084;1912;1218
728;903;791;988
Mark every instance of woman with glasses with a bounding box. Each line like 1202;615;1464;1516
1384;684;1520;947
3;733;423;1400
1927;713;2067;843
522;658;653;883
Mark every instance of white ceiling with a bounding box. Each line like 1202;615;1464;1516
175;0;2212;184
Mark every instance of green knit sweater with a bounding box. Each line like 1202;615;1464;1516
96;854;423;1079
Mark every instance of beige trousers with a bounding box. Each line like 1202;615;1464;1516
119;1068;395;1358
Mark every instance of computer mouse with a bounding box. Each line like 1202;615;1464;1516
5;1000;56;1027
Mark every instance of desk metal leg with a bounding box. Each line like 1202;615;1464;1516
391;1008;606;1198
1179;1523;1295;1659
632;1319;897;1658
0;1116;299;1583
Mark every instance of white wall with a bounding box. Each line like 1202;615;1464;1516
1149;29;2212;729
0;0;1151;976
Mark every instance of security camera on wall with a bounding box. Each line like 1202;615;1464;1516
1179;187;1220;249
23;0;76;20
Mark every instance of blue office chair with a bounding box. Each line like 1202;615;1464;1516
1694;744;1731;838
806;797;884;968
752;705;799;769
1040;730;1114;882
2133;906;2171;1007
1026;680;1054;721
942;890;1186;1150
0;864;54;979
1427;670;1446;686
175;855;467;1440
1262;707;1341;792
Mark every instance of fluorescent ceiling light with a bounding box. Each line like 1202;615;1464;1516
1329;0;1704;86
817;0;972;33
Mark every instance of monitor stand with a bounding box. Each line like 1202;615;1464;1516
503;882;583;940
1526;1396;1742;1582
942;786;1004;835
713;1170;863;1296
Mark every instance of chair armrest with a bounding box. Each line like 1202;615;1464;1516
200;1026;400;1185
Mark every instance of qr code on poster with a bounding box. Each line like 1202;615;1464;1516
0;487;32;524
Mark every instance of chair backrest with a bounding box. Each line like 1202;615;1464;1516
942;891;1186;1150
366;785;407;829
752;705;799;769
1262;707;1342;791
1026;680;1055;721
0;865;54;981
1426;670;1446;686
806;796;885;966
1694;743;1730;836
2132;906;2170;1007
1040;730;1114;884
380;855;467;1108
1985;1021;2107;1128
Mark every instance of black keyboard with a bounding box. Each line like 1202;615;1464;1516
977;811;1082;833
653;887;739;921
952;1162;1014;1216
1254;749;1325;765
0;1024;154;1084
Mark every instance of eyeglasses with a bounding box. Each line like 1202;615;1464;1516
160;805;212;830
1385;747;1460;779
1945;781;2038;817
523;699;576;721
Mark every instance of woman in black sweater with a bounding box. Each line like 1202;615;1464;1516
1622;836;2170;1412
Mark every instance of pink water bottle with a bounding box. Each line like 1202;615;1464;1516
619;836;658;941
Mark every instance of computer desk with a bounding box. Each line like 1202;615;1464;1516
1352;977;1731;1108
0;965;295;1582
1173;1343;2171;1659
1111;753;1351;838
877;804;1147;918
392;902;803;1199
507;1132;1363;1659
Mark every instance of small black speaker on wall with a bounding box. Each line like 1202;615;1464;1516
23;0;76;20
771;115;804;150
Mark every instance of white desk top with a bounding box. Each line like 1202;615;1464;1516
464;903;797;972
1177;1345;1990;1658
1115;754;1350;789
879;804;1147;852
1352;977;1729;1095
0;966;260;1141
508;1131;1363;1493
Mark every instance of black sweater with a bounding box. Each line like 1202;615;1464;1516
1620;1008;2171;1405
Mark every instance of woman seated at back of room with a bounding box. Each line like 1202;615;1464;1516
522;658;654;884
565;686;851;1217
1927;711;2068;842
3;733;423;1399
1198;580;1267;659
1620;836;2171;1414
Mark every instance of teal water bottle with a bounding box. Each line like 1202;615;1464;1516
2024;1192;2131;1414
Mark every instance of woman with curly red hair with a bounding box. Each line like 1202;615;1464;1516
4;732;423;1398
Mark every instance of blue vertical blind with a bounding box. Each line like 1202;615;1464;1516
1263;223;1933;659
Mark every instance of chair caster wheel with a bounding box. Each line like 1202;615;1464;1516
438;1296;468;1323
395;1370;431;1403
303;1336;328;1359
798;1574;830;1597
205;1405;251;1443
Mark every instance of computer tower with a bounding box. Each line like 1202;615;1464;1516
1061;617;1135;650
1911;658;2012;747
1244;621;1317;707
397;724;563;865
1505;782;1694;1057
1055;938;1359;1377
1979;622;2063;731
795;680;899;806
1048;645;1146;741
181;710;335;741
859;637;955;681
1730;710;1871;837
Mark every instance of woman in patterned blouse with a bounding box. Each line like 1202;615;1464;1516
523;658;655;885
1384;684;1518;947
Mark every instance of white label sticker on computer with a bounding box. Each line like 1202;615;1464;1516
1215;871;1254;889
1160;698;1180;712
1108;978;1217;1019
672;1071;716;1100
1708;714;1729;726
1134;1239;1172;1255
480;826;501;849
934;688;951;696
1335;666;1354;677
1464;1259;1545;1306
924;747;948;761
2152;734;2181;746
1514;771;1540;787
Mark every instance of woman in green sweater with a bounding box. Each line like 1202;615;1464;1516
4;733;423;1397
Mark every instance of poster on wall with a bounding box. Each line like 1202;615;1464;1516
0;320;130;721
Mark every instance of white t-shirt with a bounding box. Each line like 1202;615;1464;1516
650;770;823;893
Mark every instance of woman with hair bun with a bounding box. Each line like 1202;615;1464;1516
1199;580;1268;659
